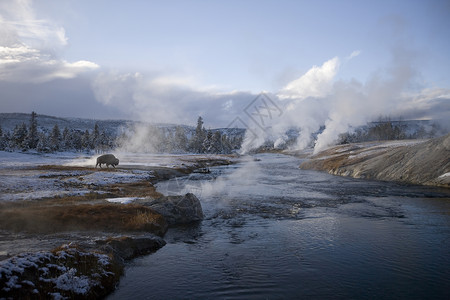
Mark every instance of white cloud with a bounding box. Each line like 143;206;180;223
0;44;99;83
0;0;98;83
278;57;340;100
0;0;67;49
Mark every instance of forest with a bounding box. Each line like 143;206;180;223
0;113;243;154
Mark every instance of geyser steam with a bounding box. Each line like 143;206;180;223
240;50;450;154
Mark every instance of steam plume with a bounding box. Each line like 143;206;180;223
240;49;450;154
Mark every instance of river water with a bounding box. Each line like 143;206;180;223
109;153;450;299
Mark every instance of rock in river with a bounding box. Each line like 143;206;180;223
96;234;166;261
142;193;204;226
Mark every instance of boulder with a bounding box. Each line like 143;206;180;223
143;193;204;226
96;234;166;261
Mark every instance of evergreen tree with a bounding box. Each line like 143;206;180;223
50;124;61;151
81;129;91;151
99;130;110;152
26;111;38;149
210;131;223;153
203;129;213;153
4;131;13;150
71;130;83;151
37;132;50;152
62;127;71;150
0;125;5;150
190;116;206;153
92;123;100;152
13;123;28;149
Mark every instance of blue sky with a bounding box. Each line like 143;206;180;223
0;0;449;133
34;0;450;91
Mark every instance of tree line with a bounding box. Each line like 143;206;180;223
0;113;243;154
338;117;443;144
0;112;116;152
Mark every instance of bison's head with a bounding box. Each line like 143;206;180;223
114;158;119;166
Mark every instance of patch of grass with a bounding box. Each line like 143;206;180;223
36;165;97;172
0;203;168;236
106;181;163;198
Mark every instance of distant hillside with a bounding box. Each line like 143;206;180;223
0;113;133;134
299;134;450;187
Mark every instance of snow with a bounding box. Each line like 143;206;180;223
71;170;151;186
438;172;450;178
54;268;91;294
0;150;236;202
0;151;88;168
0;246;116;298
0;151;152;202
0;252;51;276
106;197;141;204
48;292;68;300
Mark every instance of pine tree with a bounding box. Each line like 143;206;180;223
92;123;100;152
99;130;110;152
210;131;223;153
62;127;71;150
50;124;61;151
203;129;213;153
81;129;91;151
190;116;206;153
71;130;83;151
26;111;38;149
0;125;5;150
13;123;28;149
37;132;50;152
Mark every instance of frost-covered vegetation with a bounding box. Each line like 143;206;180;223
0;113;244;154
0;244;123;299
337;117;447;144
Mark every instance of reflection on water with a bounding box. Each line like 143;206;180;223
109;154;450;299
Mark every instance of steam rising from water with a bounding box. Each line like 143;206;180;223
199;157;260;200
240;50;450;154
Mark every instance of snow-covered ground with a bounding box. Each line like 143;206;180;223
300;135;450;187
0;243;118;298
0;151;151;201
0;150;236;202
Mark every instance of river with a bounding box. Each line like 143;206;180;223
109;153;450;299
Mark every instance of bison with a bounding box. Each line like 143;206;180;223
96;154;119;168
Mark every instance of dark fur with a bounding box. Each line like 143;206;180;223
96;154;119;168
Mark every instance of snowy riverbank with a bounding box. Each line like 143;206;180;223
0;151;237;298
298;134;450;187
